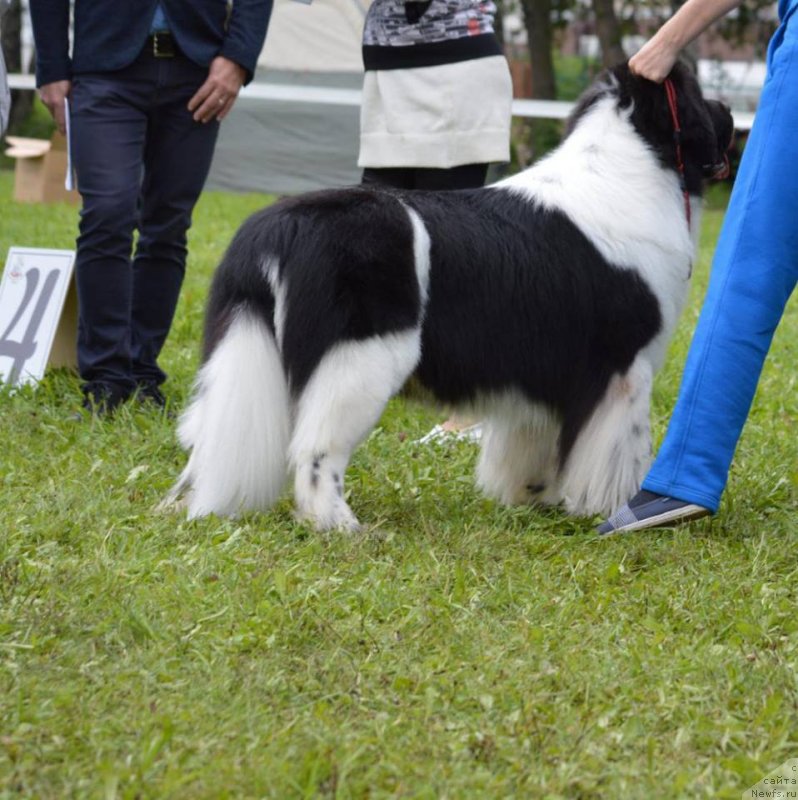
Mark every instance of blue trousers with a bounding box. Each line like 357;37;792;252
643;4;798;512
70;44;219;394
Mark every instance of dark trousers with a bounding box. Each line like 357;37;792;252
70;45;219;395
361;163;489;191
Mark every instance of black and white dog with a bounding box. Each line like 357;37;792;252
166;63;733;530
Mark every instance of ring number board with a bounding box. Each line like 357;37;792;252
0;247;77;386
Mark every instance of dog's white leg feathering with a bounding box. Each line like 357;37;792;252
170;311;291;518
290;331;422;532
477;404;562;508
559;356;654;516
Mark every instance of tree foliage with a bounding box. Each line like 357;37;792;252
0;0;34;134
506;0;779;94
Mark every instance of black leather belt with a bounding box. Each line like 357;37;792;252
149;31;177;58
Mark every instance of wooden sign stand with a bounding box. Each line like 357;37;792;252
46;274;78;370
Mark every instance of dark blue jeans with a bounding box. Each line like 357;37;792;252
70;44;219;395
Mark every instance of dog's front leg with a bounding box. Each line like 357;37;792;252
476;408;562;508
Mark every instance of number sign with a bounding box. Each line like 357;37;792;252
0;248;76;386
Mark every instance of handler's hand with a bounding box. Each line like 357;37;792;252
38;80;72;135
628;37;680;83
188;56;246;123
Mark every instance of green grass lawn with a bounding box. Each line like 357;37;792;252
1;172;797;799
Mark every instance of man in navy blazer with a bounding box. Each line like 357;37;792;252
29;0;273;414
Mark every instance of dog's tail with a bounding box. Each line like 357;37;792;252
163;242;291;518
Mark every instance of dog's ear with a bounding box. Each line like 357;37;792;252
567;60;681;154
618;61;682;152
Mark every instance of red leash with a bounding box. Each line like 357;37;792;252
663;77;691;231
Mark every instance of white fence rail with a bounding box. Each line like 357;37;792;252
7;73;754;129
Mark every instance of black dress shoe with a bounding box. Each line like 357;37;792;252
136;381;167;409
134;381;175;417
74;382;131;419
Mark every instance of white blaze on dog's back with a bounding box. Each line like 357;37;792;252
403;203;432;311
262;257;287;351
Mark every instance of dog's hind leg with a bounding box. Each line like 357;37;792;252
476;404;562;508
289;330;422;532
558;356;653;516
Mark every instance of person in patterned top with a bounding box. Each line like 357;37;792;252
359;0;511;191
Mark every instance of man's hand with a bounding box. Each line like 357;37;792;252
38;80;72;135
188;56;246;123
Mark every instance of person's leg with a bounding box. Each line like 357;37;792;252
361;164;489;192
413;163;489;191
69;68;150;405
600;11;798;532
130;54;219;391
361;167;416;190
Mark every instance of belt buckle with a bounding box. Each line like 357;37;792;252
152;32;175;58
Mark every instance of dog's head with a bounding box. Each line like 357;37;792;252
566;61;734;195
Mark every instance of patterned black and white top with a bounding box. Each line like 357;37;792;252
363;0;502;70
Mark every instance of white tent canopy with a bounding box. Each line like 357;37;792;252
258;0;370;73
207;0;371;195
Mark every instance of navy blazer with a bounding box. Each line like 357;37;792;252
30;0;273;87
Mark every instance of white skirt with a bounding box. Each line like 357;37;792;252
358;55;512;169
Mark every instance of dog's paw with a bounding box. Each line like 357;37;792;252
154;490;187;514
478;478;561;509
525;482;563;508
295;500;361;534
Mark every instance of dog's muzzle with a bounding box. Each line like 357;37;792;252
702;154;731;181
703;114;734;181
